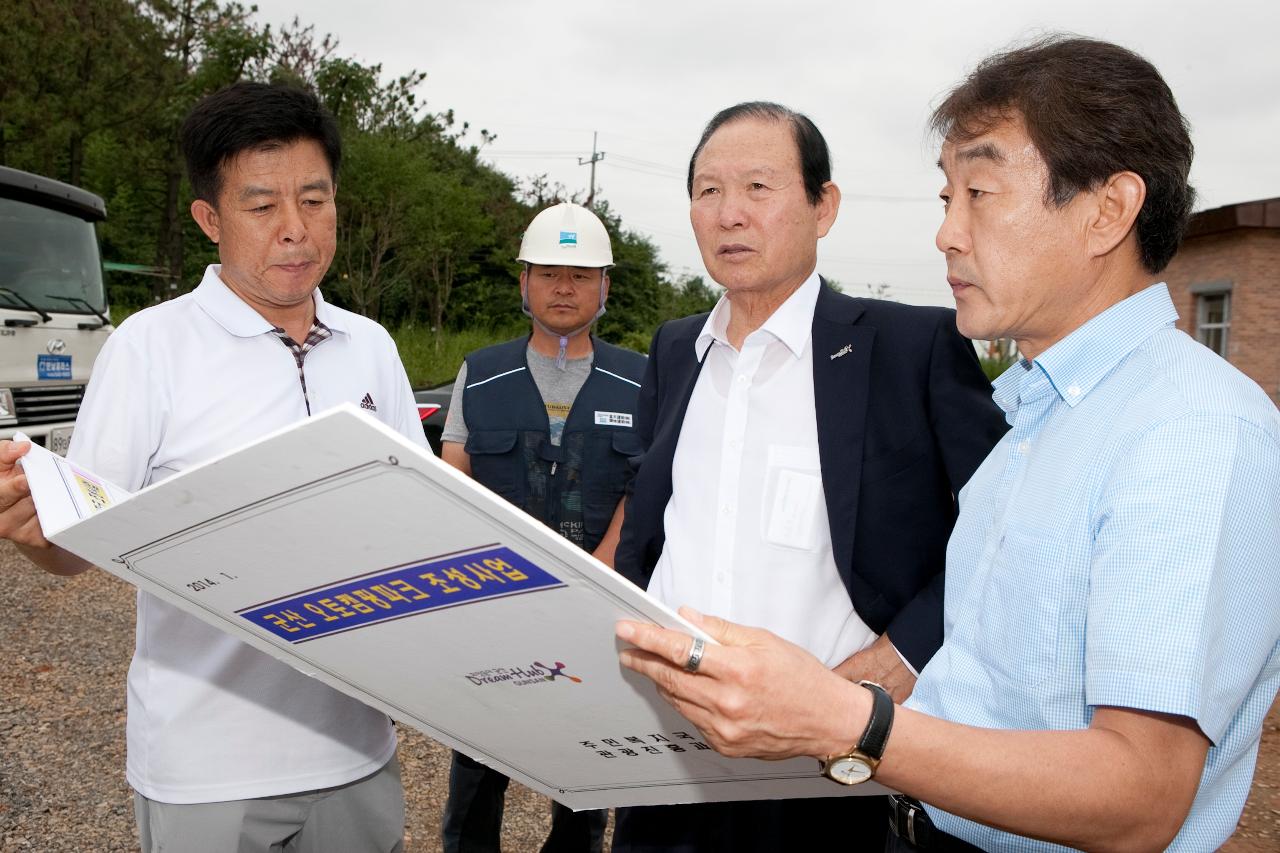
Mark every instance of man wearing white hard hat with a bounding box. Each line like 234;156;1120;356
438;202;645;853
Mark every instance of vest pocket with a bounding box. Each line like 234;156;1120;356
582;430;643;538
465;429;522;503
610;431;645;459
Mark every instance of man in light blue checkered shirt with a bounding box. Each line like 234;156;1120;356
614;35;1279;852
898;283;1280;852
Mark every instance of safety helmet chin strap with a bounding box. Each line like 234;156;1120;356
521;267;609;370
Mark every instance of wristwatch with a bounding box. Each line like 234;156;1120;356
820;680;894;785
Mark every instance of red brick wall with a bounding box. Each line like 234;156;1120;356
1163;229;1280;409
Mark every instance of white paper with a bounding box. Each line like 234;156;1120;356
16;431;132;537
18;405;886;809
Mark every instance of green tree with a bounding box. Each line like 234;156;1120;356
590;201;665;350
403;170;493;333
1;0;680;337
0;0;163;182
664;274;720;319
329;130;420;319
139;0;272;297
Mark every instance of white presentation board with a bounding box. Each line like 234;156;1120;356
18;404;884;809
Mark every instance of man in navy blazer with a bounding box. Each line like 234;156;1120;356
612;102;1007;852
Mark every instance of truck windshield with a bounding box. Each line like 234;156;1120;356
0;196;107;315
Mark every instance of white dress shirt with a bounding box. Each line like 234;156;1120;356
647;272;876;666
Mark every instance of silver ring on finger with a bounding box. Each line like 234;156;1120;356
684;636;706;673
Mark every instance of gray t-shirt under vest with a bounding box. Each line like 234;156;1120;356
442;344;593;447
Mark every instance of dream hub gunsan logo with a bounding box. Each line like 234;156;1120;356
465;660;583;688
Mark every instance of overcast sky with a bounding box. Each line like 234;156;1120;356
252;0;1280;307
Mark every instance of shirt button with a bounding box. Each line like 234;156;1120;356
737;375;748;384
1017;440;1031;454
1067;384;1081;398
729;438;742;449
716;572;726;583
721;505;733;516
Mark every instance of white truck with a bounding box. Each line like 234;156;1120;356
0;166;113;455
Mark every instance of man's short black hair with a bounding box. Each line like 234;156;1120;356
932;35;1195;273
180;81;342;204
687;102;831;206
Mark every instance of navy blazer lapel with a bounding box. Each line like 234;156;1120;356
650;320;709;491
812;282;874;581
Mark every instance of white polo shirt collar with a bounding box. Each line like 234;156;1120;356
313;286;350;334
192;265;350;338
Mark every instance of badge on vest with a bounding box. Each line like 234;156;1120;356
594;411;633;427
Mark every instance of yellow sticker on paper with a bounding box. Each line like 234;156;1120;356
73;472;111;512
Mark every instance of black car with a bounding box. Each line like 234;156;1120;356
413;382;453;454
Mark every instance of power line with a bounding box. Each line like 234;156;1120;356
483;152;580;160
598;128;693;152
481;140;942;269
482;149;582;156
606;162;685;182
484;148;936;203
610;153;685;175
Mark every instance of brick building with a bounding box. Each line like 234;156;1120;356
1162;197;1280;408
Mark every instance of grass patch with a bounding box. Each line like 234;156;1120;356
392;322;527;388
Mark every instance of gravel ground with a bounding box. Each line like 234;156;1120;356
1;541;1275;851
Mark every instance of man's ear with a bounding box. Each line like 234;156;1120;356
601;273;611;306
1086;171;1145;260
815;181;841;239
190;199;221;244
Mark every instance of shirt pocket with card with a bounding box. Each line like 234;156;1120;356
761;444;826;552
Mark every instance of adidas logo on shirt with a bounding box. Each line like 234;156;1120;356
360;393;377;412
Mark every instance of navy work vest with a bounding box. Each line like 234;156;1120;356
462;336;646;552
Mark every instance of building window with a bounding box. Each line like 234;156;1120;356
1196;291;1230;357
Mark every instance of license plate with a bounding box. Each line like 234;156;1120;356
49;426;73;457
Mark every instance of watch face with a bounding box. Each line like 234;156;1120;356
828;757;873;785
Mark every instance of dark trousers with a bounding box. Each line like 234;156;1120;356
441;750;606;853
613;794;889;853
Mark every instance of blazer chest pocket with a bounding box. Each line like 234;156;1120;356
861;430;929;485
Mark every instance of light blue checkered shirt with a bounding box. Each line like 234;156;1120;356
907;283;1280;851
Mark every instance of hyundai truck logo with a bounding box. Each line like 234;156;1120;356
46;339;67;355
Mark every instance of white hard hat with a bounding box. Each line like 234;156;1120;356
517;202;613;268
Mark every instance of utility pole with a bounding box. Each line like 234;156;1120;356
579;131;605;206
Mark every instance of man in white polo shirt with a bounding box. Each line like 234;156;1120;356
0;82;425;851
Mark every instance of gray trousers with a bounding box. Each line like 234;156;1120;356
133;756;404;853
